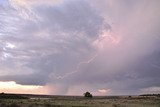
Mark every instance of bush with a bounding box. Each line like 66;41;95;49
45;103;52;107
112;104;121;107
28;104;34;107
0;103;8;107
84;92;93;98
10;103;21;107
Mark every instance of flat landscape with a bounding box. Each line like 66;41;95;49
0;94;160;107
0;1;160;107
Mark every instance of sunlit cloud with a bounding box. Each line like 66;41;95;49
93;30;120;51
0;81;47;94
98;89;111;95
5;42;16;49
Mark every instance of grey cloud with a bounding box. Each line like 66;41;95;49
0;0;160;95
53;0;160;95
0;74;47;85
0;0;109;86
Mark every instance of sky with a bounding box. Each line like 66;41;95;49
0;0;160;95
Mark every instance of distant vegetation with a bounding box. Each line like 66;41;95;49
83;92;92;98
0;93;29;99
139;94;160;97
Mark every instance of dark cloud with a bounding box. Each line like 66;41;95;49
0;0;109;86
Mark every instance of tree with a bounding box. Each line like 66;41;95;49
84;92;93;98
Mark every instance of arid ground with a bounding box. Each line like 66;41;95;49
0;94;160;107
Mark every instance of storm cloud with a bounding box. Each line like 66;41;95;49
0;0;160;95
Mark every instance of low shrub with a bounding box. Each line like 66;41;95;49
10;103;21;107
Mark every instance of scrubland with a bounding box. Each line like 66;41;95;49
0;94;160;107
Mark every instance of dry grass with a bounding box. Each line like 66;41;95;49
0;96;159;107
